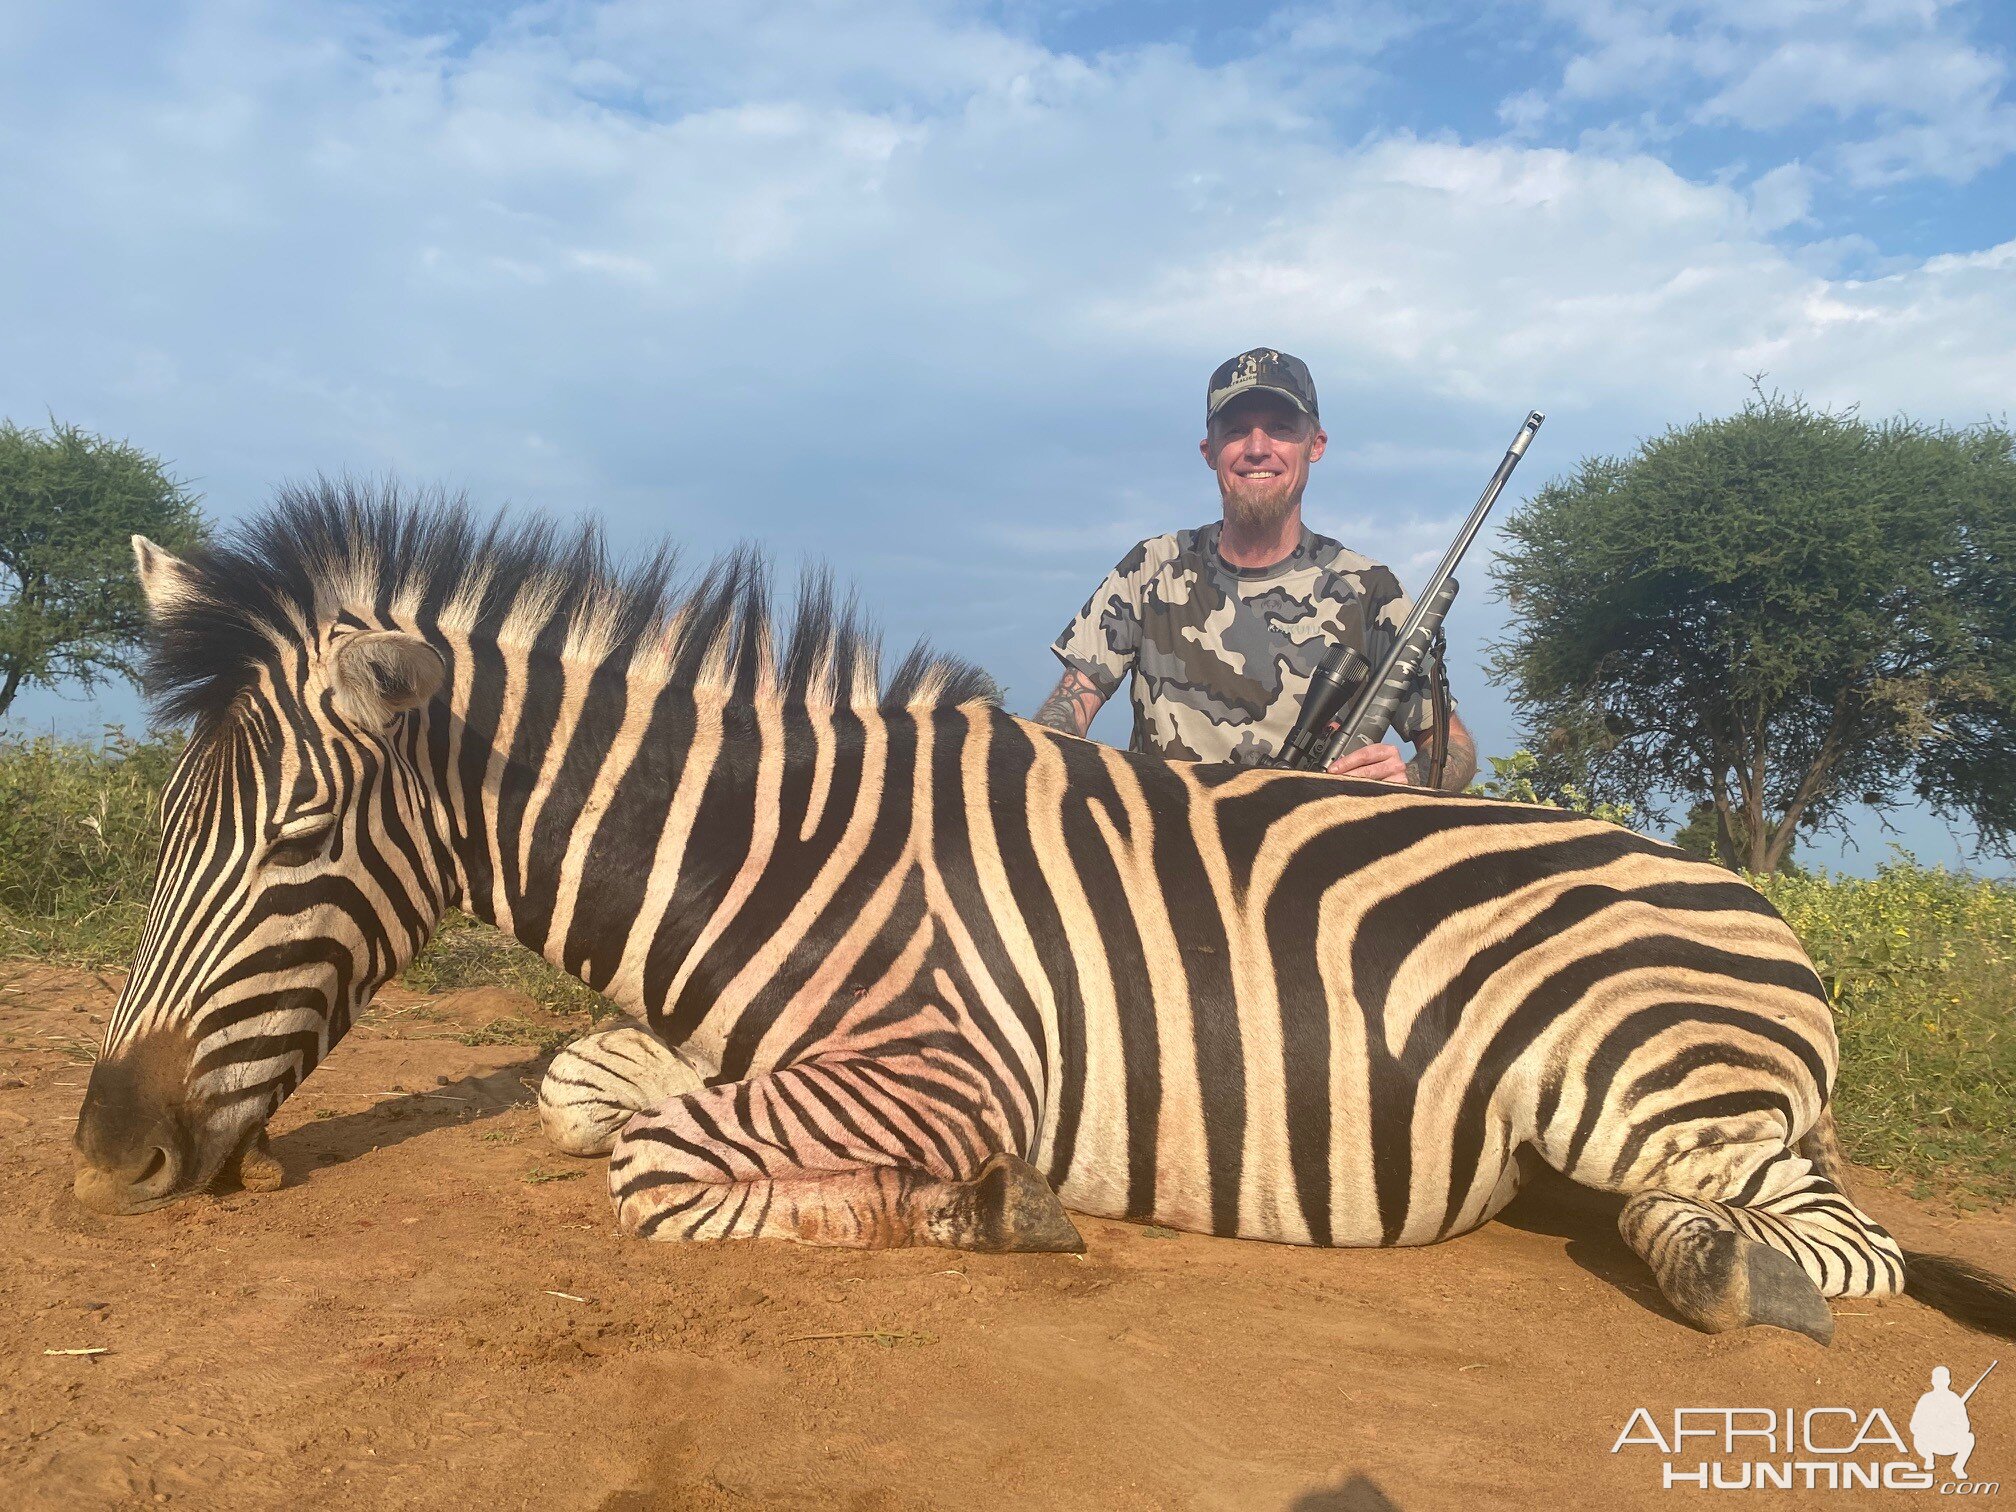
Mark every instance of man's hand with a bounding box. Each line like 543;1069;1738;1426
1327;741;1410;783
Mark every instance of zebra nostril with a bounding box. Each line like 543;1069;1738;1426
71;1131;185;1214
129;1142;179;1195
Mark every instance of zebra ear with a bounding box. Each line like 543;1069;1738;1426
132;536;201;620
329;631;446;730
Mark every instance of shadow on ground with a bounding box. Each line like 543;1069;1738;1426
268;1054;549;1179
1289;1472;1404;1510
1491;1166;1688;1328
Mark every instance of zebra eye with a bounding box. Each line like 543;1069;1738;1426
264;825;331;869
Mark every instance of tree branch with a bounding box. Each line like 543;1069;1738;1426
1764;682;1855;872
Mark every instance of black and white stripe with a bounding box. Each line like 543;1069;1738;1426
74;483;2015;1342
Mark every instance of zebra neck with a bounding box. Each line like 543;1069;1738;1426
440;686;866;1048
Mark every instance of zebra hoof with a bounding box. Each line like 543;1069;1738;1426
954;1153;1084;1253
219;1127;284;1193
1654;1222;1834;1345
1741;1243;1836;1345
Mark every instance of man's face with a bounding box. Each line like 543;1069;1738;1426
1200;395;1327;531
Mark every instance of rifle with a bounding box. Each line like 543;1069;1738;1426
1961;1360;1997;1404
1269;410;1546;773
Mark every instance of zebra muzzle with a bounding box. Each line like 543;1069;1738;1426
71;1046;201;1215
72;1123;187;1215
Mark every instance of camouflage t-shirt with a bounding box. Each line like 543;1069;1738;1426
1051;522;1447;766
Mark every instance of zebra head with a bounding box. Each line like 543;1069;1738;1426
72;535;453;1214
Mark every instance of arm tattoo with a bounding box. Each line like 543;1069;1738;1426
1032;667;1107;737
1439;720;1478;792
1405;717;1479;792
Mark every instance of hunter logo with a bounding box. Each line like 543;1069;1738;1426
1610;1361;2000;1493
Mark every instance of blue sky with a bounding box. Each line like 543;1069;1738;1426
3;0;2011;873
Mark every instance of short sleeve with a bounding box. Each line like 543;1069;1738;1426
1363;573;1457;742
1051;543;1150;698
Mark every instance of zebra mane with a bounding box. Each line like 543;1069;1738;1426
143;478;1001;732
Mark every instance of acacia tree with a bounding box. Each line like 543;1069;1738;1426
0;420;207;720
1489;392;2016;873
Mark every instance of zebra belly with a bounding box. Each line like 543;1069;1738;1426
1038;1114;1530;1249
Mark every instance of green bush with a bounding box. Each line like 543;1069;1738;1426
1467;749;1638;827
401;908;618;1022
0;728;179;961
1755;860;2016;1204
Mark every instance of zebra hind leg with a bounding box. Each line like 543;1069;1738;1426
1616;1141;1904;1345
538;1023;710;1157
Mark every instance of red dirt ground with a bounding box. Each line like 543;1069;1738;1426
2;961;2010;1511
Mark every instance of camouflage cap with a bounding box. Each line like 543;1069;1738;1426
1207;348;1319;426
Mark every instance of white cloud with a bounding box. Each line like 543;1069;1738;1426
1498;88;1553;135
5;3;2008;521
1094;135;2016;422
0;0;2009;870
1747;160;1813;231
1532;0;2016;186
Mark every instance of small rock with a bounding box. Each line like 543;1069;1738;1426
0;1077;25;1090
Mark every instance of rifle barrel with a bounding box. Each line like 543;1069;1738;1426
1960;1360;1997;1403
1316;409;1544;768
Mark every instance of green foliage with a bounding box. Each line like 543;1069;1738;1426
0;419;208;717
0;728;181;961
1467;749;1638;827
1754;861;2016;1203
401;908;620;1021
521;1165;586;1185
1669;802;1721;865
1489;391;2016;873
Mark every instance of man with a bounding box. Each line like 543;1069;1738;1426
1033;347;1477;789
1910;1366;1978;1480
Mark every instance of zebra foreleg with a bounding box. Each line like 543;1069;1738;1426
538;1024;711;1156
606;1053;1082;1253
1615;1143;1905;1344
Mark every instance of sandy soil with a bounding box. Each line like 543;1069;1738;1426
2;961;2010;1511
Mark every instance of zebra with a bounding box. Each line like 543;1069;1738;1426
72;483;2016;1346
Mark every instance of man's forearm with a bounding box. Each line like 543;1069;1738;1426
1407;716;1477;792
1032;667;1106;737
